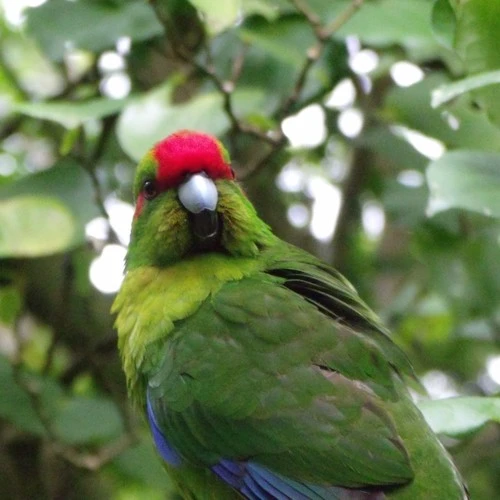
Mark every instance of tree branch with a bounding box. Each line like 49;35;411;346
71;116;121;244
246;0;365;178
279;0;364;119
149;0;366;179
79;116;115;221
323;0;365;37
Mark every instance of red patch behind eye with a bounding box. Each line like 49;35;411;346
153;130;234;188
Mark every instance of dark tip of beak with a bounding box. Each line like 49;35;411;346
190;209;220;251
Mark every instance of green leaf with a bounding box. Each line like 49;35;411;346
277;0;437;54
0;39;31;102
241;0;281;20
111;440;174;489
0;357;121;445
0;160;100;255
399;294;453;344
432;70;500;108
418;397;500;437
1;31;64;100
431;0;456;49
117;81;266;161
16;98;129;129
0;355;62;436
454;0;500;74
60;127;81;155
0;285;23;326
0;357;42;435
26;0;163;61
189;0;240;34
337;0;437;52
240;15;315;67
53;397;124;445
385;74;500;152
426;150;500;217
117;83;227;161
0;196;75;258
454;0;500;125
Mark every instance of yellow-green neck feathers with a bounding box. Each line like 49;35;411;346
112;254;264;404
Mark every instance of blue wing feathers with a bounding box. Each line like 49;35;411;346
147;391;381;499
243;472;275;500
246;464;292;499
211;458;347;499
241;485;264;500
211;459;245;489
146;392;182;466
248;463;307;499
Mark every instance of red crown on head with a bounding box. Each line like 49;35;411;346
153;130;233;188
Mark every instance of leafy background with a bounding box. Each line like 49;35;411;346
1;0;500;498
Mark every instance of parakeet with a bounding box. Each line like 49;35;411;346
112;130;468;499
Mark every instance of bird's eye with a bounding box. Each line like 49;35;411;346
143;180;158;200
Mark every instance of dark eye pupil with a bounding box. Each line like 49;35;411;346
143;180;157;200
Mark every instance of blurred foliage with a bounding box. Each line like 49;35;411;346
1;0;500;498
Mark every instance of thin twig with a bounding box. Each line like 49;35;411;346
289;0;324;38
246;0;365;178
278;44;322;119
198;55;280;145
79;117;115;221
292;0;364;40
323;0;365;38
50;432;138;471
239;138;287;181
279;0;364;119
230;43;249;84
73;116;121;244
42;254;74;375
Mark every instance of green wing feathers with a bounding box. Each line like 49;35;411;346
118;244;466;498
147;274;413;487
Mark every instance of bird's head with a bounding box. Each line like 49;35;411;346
126;130;274;269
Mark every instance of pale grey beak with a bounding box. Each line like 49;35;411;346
178;173;220;249
178;173;218;214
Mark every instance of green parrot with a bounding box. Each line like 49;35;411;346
112;130;467;499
